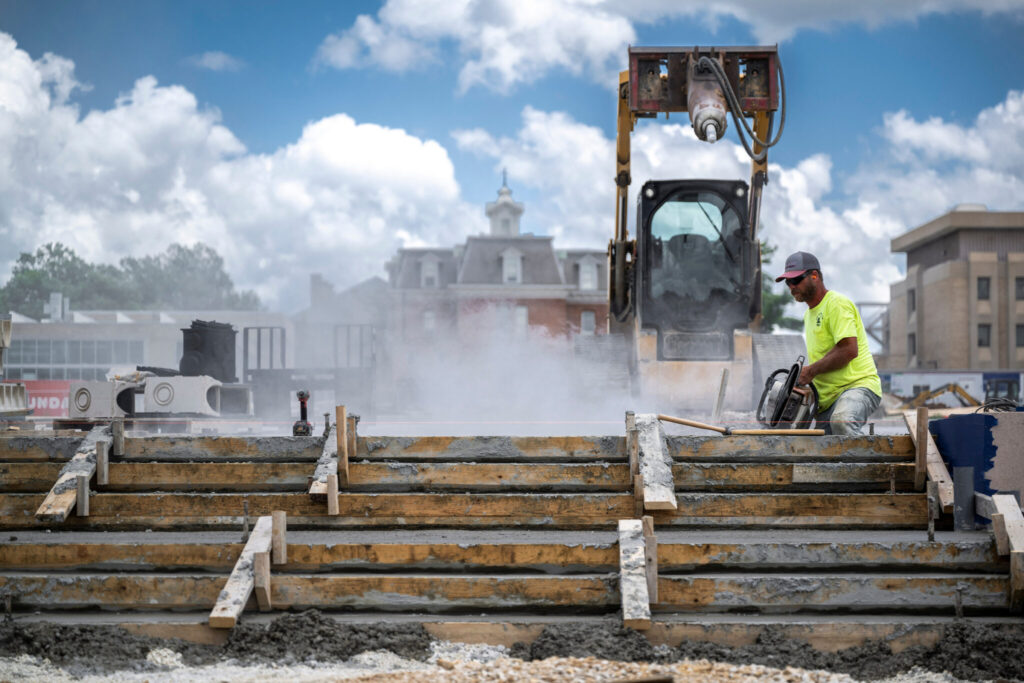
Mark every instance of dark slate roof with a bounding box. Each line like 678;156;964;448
457;236;564;285
389;248;459;289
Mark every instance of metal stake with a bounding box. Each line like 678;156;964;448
242;500;250;542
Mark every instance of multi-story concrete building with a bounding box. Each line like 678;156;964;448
887;206;1024;370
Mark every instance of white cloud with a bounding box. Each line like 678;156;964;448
0;33;482;310
315;0;635;93
315;0;1024;91
187;51;245;72
456;89;1024;306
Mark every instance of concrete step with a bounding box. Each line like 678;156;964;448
0;530;1002;573
0;492;928;530
0;571;1008;614
1;461;919;493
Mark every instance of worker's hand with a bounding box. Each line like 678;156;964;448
798;366;814;386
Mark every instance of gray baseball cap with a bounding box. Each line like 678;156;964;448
775;251;821;282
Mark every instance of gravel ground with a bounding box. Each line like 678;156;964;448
1;612;1021;682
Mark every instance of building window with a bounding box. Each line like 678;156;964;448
580;310;596;335
421;258;439;288
514;306;528;338
1017;324;1024;348
978;324;991;348
977;277;991;301
579;261;597;290
1016;277;1024;300
501;218;511;234
502;251;522;284
423;310;435;332
907;289;915;313
907;333;916;357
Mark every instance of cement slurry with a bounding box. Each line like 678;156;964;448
4;611;1024;681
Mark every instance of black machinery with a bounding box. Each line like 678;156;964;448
756;356;818;429
292;390;312;436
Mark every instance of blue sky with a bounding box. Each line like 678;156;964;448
1;1;1023;311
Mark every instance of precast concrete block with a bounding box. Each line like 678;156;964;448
69;381;140;419
144;375;221;416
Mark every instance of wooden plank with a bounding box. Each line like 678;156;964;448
209;516;273;628
111;418;125;457
674;435;915;461
0;436;83;462
253;551;271;611
326;474;339;515
626;411;638;480
337;406;348;486
903;411;954;512
642;515;657;604
1;492;928;529
309;424;338;496
618;519;651;630
357;435;626;461
992;513;1009;555
1;572;1007;613
4;573;617;611
76;474;88;516
1012;551;1024;610
345;414;356;486
34;426;109;523
915;407;928;490
271;510;287;564
95;441;108;486
125;436;321;462
635;414;676;511
1;461;916;493
975;492;996;519
992;494;1024;554
657;574;1009;612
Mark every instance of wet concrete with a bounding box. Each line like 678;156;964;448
5;611;1024;680
513;621;1024;681
0;610;431;675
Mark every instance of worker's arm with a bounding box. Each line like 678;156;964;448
798;337;858;386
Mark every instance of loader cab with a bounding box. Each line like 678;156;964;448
635;179;759;360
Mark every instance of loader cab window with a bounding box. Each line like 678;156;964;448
648;191;743;303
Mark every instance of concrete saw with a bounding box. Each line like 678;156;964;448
755;355;819;429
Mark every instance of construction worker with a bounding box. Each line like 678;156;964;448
776;252;882;435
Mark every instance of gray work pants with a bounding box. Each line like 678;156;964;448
814;387;881;436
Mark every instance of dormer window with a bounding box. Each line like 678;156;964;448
421;255;440;288
579;258;598;290
502;248;522;284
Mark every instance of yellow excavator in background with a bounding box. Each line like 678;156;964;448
607;46;803;412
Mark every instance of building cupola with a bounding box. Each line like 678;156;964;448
485;169;524;237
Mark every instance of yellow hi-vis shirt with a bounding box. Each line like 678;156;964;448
803;290;882;410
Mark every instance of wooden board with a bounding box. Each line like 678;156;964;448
356;435;626;461
34;426;110;523
125;436;321;462
1;491;928;529
903;411;955;513
672;435;915;462
209;516;273;628
0;572;1007;613
1;461;918;493
618;519;650;629
657;574;1009;612
2;573;617;611
2;535;1000;573
309;424;338;496
634;414;676;511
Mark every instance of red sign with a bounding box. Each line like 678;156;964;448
15;380;71;417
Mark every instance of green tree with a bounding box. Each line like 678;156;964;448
120;243;260;310
761;241;802;332
0;242;260;317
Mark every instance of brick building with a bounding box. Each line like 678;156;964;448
886;206;1024;370
385;178;608;348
